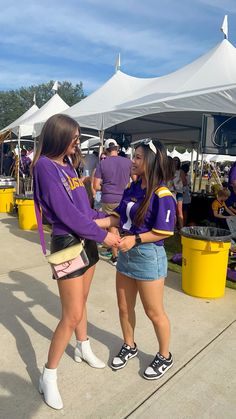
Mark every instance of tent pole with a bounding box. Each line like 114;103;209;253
198;153;204;192
190;144;194;190
98;130;104;157
192;147;199;193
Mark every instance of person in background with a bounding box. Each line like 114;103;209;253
32;114;120;410
225;180;236;215
173;157;185;230
91;152;106;210
181;163;191;226
96;139;176;380
93;139;132;266
212;188;235;229
83;150;99;177
228;161;236;192
19;148;32;194
166;156;176;196
3;150;14;176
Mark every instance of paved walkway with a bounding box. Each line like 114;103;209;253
0;213;236;419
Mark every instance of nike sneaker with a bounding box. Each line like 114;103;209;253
111;343;138;370
143;352;173;380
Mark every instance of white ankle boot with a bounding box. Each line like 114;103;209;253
74;338;106;369
39;365;63;410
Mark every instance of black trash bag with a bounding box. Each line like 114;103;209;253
180;226;232;242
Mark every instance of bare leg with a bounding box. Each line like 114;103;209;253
116;272;138;347
137;278;170;358
74;264;96;341
47;276;84;369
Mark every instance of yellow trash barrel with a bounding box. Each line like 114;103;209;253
16;198;37;230
181;227;231;299
0;187;15;213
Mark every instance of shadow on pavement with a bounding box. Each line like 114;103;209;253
0;216;50;250
4;270;137;376
0;372;42;419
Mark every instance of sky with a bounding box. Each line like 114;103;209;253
1;0;236;96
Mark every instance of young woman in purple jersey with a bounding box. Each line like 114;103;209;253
32;114;120;410
96;139;176;380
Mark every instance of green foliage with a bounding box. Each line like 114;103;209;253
165;234;182;274
0;80;85;130
167;145;191;153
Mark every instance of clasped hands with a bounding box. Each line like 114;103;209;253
104;232;136;252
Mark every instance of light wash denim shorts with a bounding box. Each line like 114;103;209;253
116;243;167;281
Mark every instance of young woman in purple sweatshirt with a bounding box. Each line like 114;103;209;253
32;114;120;410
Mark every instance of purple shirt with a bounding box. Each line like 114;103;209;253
94;156;132;204
228;163;236;186
114;180;176;246
20;155;31;176
226;192;236;210
33;156;107;242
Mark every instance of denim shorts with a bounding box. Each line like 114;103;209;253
116;243;167;281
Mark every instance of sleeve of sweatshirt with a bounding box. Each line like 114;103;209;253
34;159;107;243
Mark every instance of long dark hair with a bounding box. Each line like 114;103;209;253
31;114;82;170
134;140;168;226
166;156;175;182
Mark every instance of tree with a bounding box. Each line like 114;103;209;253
0;80;85;130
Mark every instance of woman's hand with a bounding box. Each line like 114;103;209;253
103;232;121;247
118;236;136;252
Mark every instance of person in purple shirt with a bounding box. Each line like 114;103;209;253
32;114;120;410
93;139;132;265
96;139;176;380
228;161;236;192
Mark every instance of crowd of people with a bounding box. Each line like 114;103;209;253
1;145;33;193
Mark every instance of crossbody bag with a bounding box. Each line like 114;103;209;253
34;160;89;279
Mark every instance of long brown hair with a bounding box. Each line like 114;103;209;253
31;114;82;171
134;140;168;226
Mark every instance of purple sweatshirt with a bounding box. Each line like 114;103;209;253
33;156;107;242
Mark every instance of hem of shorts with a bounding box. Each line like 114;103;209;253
116;267;166;281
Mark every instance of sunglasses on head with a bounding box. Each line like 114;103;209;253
141;139;157;154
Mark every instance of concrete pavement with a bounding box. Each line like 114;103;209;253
0;213;236;419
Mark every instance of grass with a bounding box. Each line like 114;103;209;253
165;233;182;274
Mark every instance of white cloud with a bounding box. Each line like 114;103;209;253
1;0;236;93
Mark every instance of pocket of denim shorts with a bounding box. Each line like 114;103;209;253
135;244;155;260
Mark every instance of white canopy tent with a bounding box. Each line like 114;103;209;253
58;39;236;148
205;154;236;163
34;72;151;137
80;137;101;150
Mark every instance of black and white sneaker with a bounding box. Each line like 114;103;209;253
111;343;138;370
110;256;118;266
143;352;173;380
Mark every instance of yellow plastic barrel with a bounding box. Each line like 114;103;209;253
16;199;37;230
181;227;231;299
0;188;15;213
